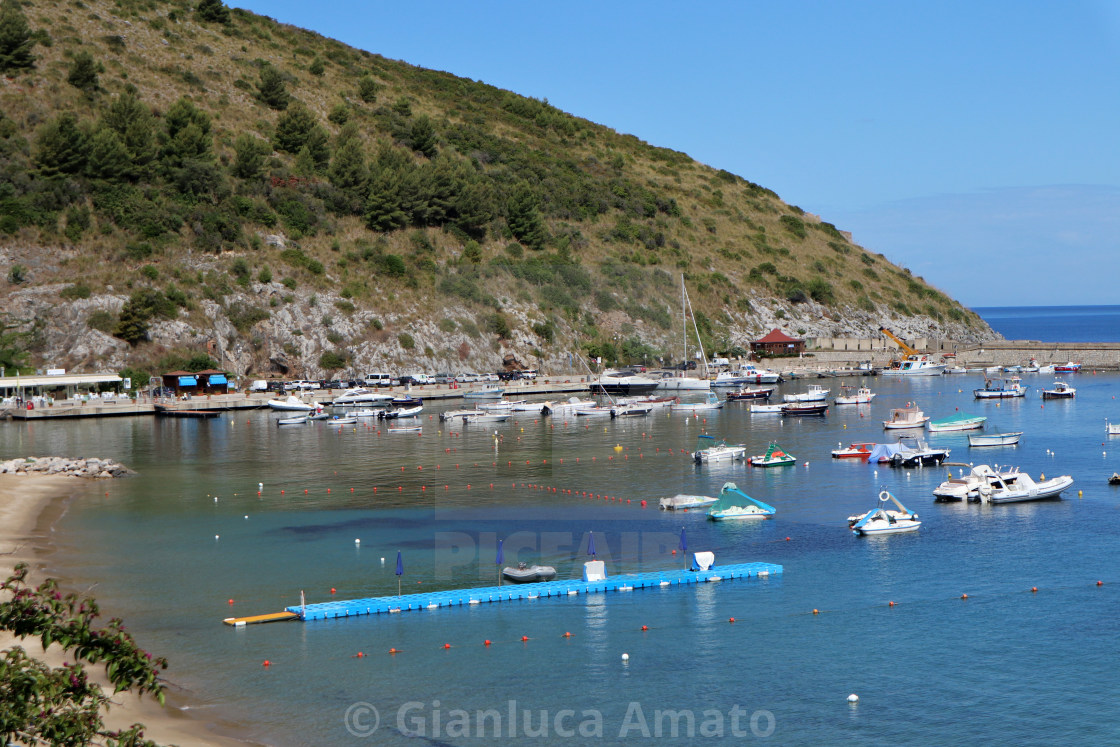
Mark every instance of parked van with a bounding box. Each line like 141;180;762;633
250;380;269;392
365;372;394;388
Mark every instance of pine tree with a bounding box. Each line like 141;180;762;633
365;167;408;232
293;145;316;177
408;115;437;158
256;64;290;110
163;97;213;166
232;133;269;179
328;126;367;194
273;101;316;154
195;0;230;24
507;186;548;250
66;51;100;94
104;91;158;174
304;125;331;173
0;0;36;72
86;127;131;180
35;113;88;177
357;75;380;103
309;57;325;77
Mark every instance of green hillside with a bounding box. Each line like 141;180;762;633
0;0;992;378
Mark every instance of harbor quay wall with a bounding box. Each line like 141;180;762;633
787;340;1120;371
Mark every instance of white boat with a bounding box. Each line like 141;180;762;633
591;370;660;396
1108;420;1120;436
1040;380;1076;399
782;384;829;403
611;404;653;417
351;408;379;418
974;376;1028;399
1035;363;1055;374
883;403;929;429
267;395;317;412
927;413;987;432
712;363;781;385
944;366;968;375
308;411;331;421
387;424;422;433
332;388;392;406
968;431;1023;447
327;416;358;425
574;405;614;417
477;399;523;411
541;397;598;416
510;401;545;412
748;442;796;467
380;404;423;419
890;436;949;467
658;274;713;392
672;392;724;412
659;494;720;510
439;408;479;422
1053;362;1082;373
833;385;875;405
463;386;505;400
617;394;679;409
848;490;920;535
880;354;946;376
933;463;1021;501
692;435;747;464
463;412;510;423
707;481;776;521
984;471;1074;504
750;402;785;414
654;371;712;391
501;562;557;583
276;414;307;426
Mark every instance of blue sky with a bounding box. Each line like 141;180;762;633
228;1;1120;306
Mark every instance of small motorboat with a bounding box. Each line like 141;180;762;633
1108;421;1120;436
927;413;987;432
463;412;510;424
831;442;875;460
749;402;785;414
782;384;829;403
933;463;1022;502
725;387;774;401
390;395;423;407
888;436;949;467
1053;362;1082;373
781;402;828;416
501;562;557;584
387;424;422;433
332;388;392;406
672;392;724;413
833;385;876;405
308;411;331;421
276;415;308;426
968;431;1022;447
351;408;379;418
611;404;653;418
477;399;517;411
659;494;720;510
1110;473;1120;486
379;404;423;419
883;403;929;429
1040;380;1076;399
463;386;505;400
327;416;358;426
749;442;796;467
973;376;1028;399
707;482;776;521
692;435;747;464
574;405;613;417
268;395;316;412
983;471;1074;504
849;490;920;536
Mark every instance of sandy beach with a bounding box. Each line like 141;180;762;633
0;474;259;747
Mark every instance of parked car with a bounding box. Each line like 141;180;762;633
496;371;522;381
434;373;453;384
456;373;481;383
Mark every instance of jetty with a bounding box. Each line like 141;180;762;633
281;561;782;623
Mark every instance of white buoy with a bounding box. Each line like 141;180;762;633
848;693;859;703
258;482;263;491
214;496;218;502
214;534;220;540
355;539;361;545
381;557;385;565
621;653;629;661
244;515;248;519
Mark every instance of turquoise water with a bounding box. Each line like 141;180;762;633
6;372;1120;745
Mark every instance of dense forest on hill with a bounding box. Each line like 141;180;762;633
0;0;994;380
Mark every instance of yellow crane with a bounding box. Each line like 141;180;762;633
879;327;919;358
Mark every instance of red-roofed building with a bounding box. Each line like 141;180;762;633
751;329;805;357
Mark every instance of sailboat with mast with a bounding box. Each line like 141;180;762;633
656;275;712;391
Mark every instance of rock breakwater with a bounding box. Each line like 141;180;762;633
0;457;134;478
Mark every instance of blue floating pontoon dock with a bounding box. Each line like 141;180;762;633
285;561;782;622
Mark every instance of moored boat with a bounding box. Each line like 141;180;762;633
880;354;946;376
591;370;660;396
326;416;358;425
1053;362;1082;373
1040;380;1076;399
692;435;747;464
748;442;796;467
781;402;828;416
660;494;720;510
984;471;1074;504
379;404;423;419
1108;420;1120;436
833;385;876;405
672;391;724;412
848;490;920;535
782;384;829;403
968;431;1023;447
750;402;785;414
887;436;949;467
974;377;1028;399
268;395;317;412
332;388;393;406
463;386;505;400
725;386;774;401
276;414;307;426
933;463;1021;501
831;442;875;460
707;482;776;521
883;403;929;429
927;413;987;432
501;562;558;584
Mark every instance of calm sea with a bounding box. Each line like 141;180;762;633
974;305;1120;342
3;307;1120;745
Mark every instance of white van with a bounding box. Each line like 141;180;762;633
250;380;269;392
365;372;394;388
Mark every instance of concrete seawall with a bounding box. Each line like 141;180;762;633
768;341;1120;372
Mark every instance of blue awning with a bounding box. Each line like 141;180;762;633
208;374;227;385
178;376;198;387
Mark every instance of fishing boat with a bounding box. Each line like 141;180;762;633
782;384;829;403
888;436;949;467
748;442;796;467
501;562;558;584
463;386;505;400
883;403;929;429
781;402;828;416
973;376;1028;399
1040;380;1076;399
968;431;1023;447
833;385;876;405
267;395;316;412
1053;361;1082;373
848;490;920;535
750;402;785;414
692;435;747;464
725;386;774;401
672;391;724;412
927;413;987;432
659;493;720;510
276;414;307;426
831;442;875;460
880;354;946;376
983;471;1074;504
707;482;776;521
933;463;1021;502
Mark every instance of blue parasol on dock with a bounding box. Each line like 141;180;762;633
588;531;597;557
496;539;504;586
395;550;403;596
